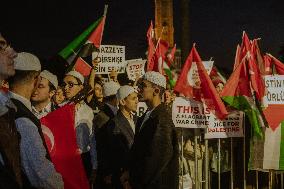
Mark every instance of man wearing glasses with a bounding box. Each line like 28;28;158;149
8;52;64;189
130;71;179;189
0;34;23;188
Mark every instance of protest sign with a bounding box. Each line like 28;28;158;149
126;59;146;81
93;45;126;74
172;97;243;138
204;111;244;139
135;102;148;117
172;97;211;129
263;75;284;105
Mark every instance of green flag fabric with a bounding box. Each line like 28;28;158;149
58;17;103;61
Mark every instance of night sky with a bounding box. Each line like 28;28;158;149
2;0;284;75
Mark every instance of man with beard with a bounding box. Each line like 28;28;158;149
130;71;179;189
8;52;63;189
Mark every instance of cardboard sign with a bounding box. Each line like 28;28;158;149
172;97;211;129
263;75;284;105
205;111;244;139
126;59;146;81
135;102;148;117
172;97;244;138
92;45;126;74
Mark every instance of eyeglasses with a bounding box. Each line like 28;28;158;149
0;40;10;52
62;82;81;88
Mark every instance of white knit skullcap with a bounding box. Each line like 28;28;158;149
116;85;138;100
65;70;84;84
14;52;41;71
40;70;58;89
143;71;166;89
103;81;120;97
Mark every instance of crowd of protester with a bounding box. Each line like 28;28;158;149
0;33;180;189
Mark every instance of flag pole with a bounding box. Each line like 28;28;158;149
218;138;221;189
181;128;184;189
243;113;247;189
91;4;108;64
194;130;199;189
230;137;234;189
281;172;283;189
205;138;209;189
256;170;259;189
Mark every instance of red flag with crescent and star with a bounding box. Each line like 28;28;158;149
40;104;89;189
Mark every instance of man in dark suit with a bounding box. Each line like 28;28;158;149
130;71;179;189
93;81;120;189
107;85;138;189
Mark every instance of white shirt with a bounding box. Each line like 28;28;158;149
32;102;52;119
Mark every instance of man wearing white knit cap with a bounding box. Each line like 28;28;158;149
107;85;138;188
31;70;59;119
129;71;179;189
8;52;64;189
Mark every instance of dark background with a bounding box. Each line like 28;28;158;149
2;0;284;75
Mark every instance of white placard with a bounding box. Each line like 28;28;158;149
187;61;214;87
205;111;244;139
172;97;244;138
126;59;146;81
135;102;148;117
92;45;126;74
172;97;211;129
263;75;284;105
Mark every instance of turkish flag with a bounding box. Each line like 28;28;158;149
41;104;89;189
174;45;228;119
74;57;92;77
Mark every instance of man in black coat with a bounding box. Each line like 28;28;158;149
130;71;179;189
107;85;138;189
93;81;120;189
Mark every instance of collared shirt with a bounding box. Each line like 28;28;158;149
106;103;118;115
32;102;52;119
8;92;32;112
125;113;136;134
9;91;64;189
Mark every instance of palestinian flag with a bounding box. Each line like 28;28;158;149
58;17;104;64
163;61;176;89
79;16;106;58
249;96;284;170
220;59;264;138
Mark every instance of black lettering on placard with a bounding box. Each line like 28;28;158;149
94;66;106;73
266;91;284;102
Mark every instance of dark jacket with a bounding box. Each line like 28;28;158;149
107;111;137;188
93;103;116;189
130;103;179;189
0;105;22;189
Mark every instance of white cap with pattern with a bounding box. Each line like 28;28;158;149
40;70;58;89
14;52;41;71
65;70;84;84
103;81;120;97
116;85;138;100
143;71;166;89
